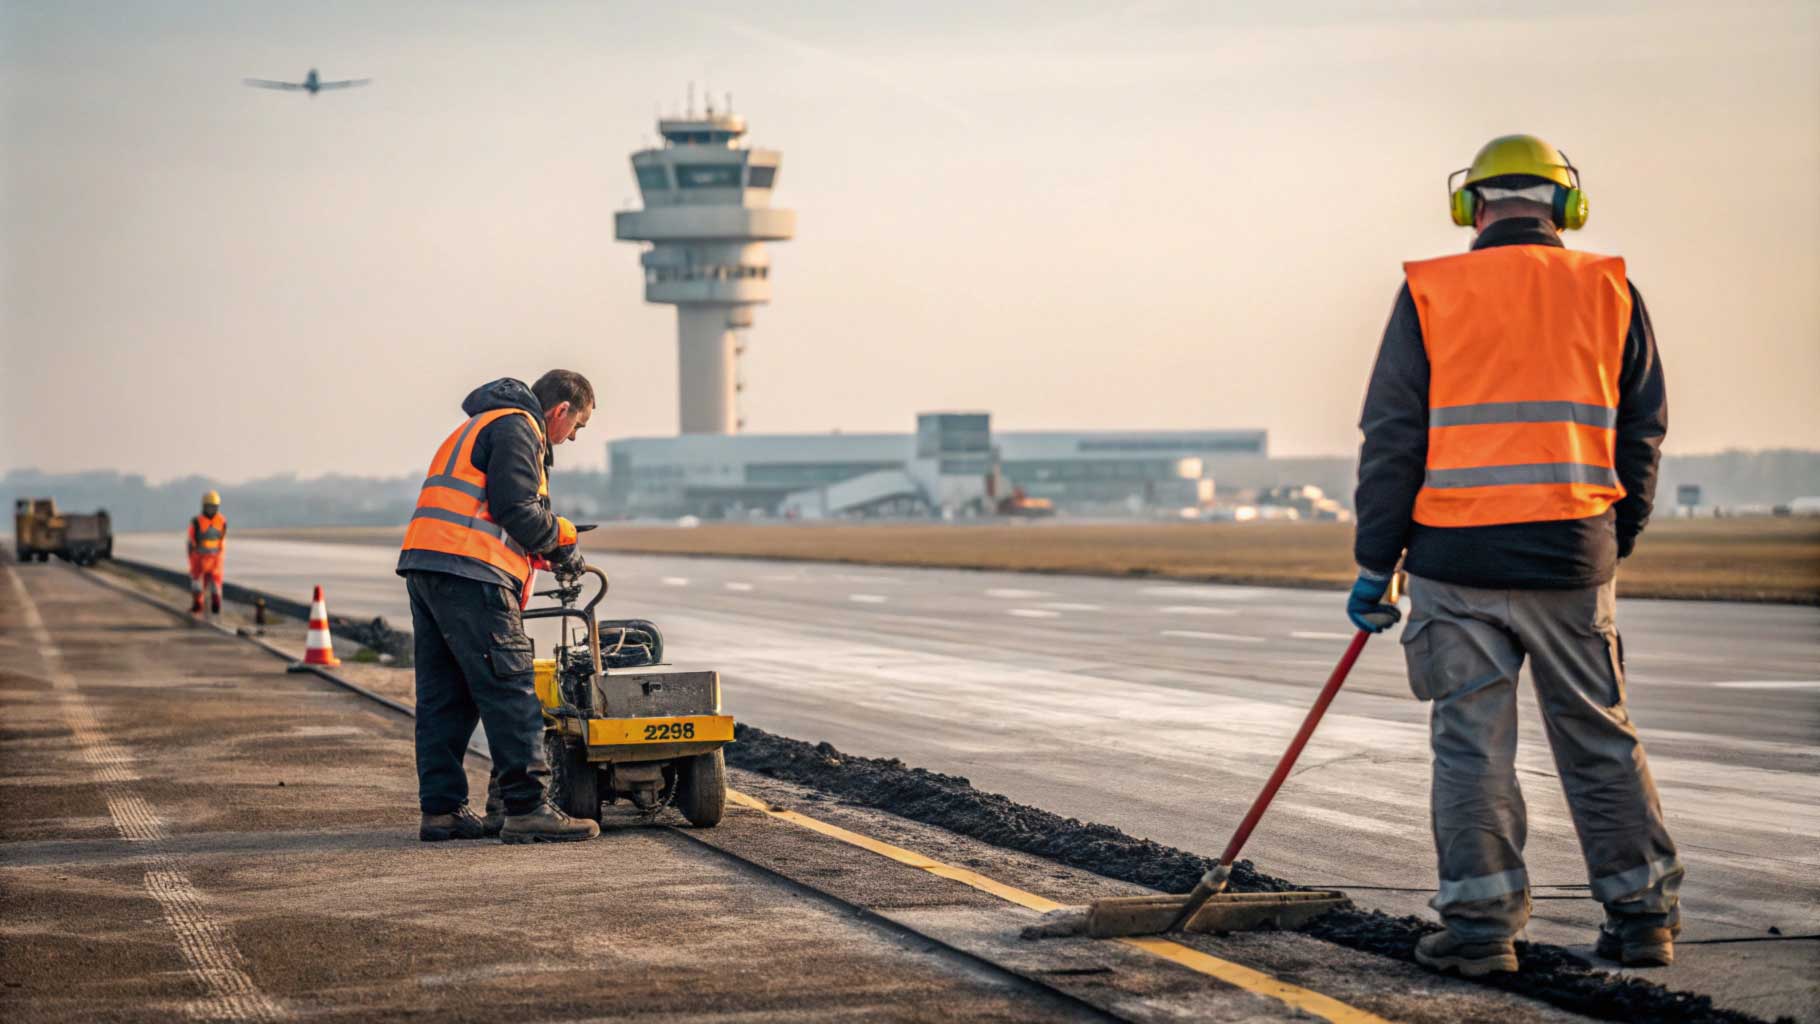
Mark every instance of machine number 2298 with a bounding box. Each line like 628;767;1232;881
643;721;696;741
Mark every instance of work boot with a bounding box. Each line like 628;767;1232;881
419;804;488;842
190;593;204;615
499;801;599;844
481;779;505;838
1595;922;1677;967
210;592;222;615
1414;930;1519;977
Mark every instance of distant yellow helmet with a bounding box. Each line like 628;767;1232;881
202;490;221;507
1448;134;1588;230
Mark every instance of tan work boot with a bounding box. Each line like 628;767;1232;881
1595;923;1676;967
1414;930;1519;977
419;804;488;842
500;801;599;844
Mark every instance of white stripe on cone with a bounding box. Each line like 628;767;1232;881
300;586;340;666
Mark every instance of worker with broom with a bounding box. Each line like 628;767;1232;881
1350;135;1681;975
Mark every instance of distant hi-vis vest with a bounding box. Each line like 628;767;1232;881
399;409;548;593
190;514;226;557
1405;245;1630;528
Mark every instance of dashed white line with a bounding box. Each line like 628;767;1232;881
849;594;889;604
1160;629;1266;644
724;581;755;592
661;577;690;587
7;566;286;1021
986;588;1051;599
1159;605;1239;616
1008;608;1061;619
1140;585;1270;601
1290;631;1356;641
1039;602;1103;612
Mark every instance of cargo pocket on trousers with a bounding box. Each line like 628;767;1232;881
1400;617;1438;701
487;633;535;686
1601;630;1627;708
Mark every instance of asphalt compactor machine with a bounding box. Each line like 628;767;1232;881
527;565;730;827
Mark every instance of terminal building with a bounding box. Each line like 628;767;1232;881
605;413;1272;519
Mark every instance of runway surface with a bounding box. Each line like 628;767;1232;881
114;532;1820;1021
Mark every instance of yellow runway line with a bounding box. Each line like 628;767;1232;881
727;789;1393;1024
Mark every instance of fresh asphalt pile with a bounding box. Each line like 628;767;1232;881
727;725;1787;1024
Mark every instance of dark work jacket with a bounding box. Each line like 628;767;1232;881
1353;219;1668;589
396;378;562;590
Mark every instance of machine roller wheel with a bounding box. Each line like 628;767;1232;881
675;749;725;828
545;732;600;822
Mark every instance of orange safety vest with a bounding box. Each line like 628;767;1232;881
190;513;227;557
1405;245;1630;529
399;409;548;594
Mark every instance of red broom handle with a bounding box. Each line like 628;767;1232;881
1217;629;1370;865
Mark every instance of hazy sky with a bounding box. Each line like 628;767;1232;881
4;1;1816;481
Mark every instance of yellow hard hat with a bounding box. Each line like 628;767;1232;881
202;490;221;506
1448;134;1588;230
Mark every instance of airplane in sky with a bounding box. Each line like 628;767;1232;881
243;68;370;96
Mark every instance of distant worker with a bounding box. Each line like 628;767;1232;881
1350;135;1679;976
187;490;227;616
396;371;596;845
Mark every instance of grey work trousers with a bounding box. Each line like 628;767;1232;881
1401;574;1682;941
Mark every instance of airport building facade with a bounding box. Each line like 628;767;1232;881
605;413;1272;519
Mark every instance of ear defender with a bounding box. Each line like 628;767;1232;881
1553;186;1589;230
1450;187;1478;227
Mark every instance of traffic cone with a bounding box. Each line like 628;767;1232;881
292;585;341;669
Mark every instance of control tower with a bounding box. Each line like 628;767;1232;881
615;100;795;434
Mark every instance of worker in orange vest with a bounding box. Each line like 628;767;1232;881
1351;136;1679;976
396;371;596;845
187;490;227;616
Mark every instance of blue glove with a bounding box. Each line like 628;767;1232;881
1347;569;1403;633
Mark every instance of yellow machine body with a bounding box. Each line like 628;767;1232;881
535;658;734;764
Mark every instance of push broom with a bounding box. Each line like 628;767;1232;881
1029;576;1399;940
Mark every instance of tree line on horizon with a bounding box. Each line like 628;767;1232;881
5;450;1818;532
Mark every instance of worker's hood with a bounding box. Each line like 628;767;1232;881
460;378;545;429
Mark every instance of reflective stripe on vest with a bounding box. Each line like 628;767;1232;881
1405;245;1630;529
192;514;226;554
399;408;547;592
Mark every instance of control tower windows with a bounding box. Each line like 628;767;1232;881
675;164;743;188
646;265;771;284
635;165;671;191
662;130;740;146
748;165;777;189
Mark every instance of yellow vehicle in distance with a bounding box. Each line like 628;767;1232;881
14;498;113;566
527;564;730;827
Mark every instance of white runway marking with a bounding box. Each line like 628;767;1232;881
7;566;285;1022
1040;602;1103;612
724;581;755;592
1291;631;1356;641
660;577;690;587
1710;680;1820;690
985;588;1051;599
1008;608;1061;619
1159;605;1239;616
1160;629;1266;643
1140;585;1272;601
848;594;889;604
